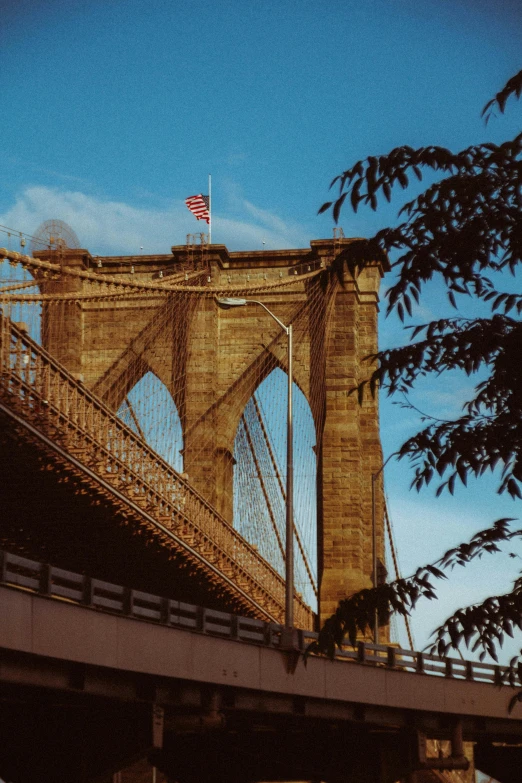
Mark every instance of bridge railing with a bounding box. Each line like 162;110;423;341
0;315;312;628
298;630;516;685
0;548;518;688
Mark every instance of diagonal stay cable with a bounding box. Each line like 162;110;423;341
241;412;286;563
252;393;318;598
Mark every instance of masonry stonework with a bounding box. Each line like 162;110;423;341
36;238;387;626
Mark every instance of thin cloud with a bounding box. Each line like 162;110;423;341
0;186;311;256
243;200;297;236
0;152;92;188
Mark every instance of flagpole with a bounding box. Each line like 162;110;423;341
208;174;212;245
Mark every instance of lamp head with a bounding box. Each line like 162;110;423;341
216;297;248;309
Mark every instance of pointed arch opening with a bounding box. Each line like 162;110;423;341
233;367;318;611
117;371;184;473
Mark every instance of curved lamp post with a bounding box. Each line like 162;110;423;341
216;297;295;633
371;451;397;644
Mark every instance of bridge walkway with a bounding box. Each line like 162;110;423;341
0;315;312;627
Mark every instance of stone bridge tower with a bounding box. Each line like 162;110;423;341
36;237;388;625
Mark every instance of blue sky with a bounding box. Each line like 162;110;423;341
2;0;522;656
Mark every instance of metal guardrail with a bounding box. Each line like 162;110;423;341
0;315;312;628
0;549;283;645
0;549;518;688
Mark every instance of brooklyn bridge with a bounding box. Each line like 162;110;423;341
0;233;520;783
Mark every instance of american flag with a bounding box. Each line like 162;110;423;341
185;194;210;224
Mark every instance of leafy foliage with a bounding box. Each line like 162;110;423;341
308;519;520;661
368;314;522;499
482;69;522;123
316;69;522;667
320;131;522;321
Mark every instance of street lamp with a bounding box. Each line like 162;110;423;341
216;297;295;635
371;452;397;644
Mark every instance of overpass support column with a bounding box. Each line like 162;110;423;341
318;262;384;626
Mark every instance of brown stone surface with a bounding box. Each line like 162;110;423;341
35;239;388;625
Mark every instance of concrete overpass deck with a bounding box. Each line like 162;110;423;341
0;550;521;782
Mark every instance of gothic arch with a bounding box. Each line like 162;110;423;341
118;369;184;474
233;367;318;610
211;348;317;463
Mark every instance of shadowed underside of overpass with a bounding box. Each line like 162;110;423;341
0;649;478;783
0;406;266;615
0;679;410;783
2;576;521;783
0;684;152;783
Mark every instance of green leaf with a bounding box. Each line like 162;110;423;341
318;201;332;215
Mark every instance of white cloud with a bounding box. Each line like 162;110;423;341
0;186;311;256
243;200;292;234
